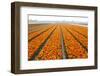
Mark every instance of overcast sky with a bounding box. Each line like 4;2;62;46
28;15;88;25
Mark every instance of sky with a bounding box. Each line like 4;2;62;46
28;15;88;25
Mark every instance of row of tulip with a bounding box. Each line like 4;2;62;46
61;25;88;59
35;25;63;60
28;25;52;40
68;24;88;38
65;25;88;49
28;25;56;60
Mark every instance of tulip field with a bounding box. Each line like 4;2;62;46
28;23;88;60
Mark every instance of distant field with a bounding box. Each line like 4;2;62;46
28;23;88;60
